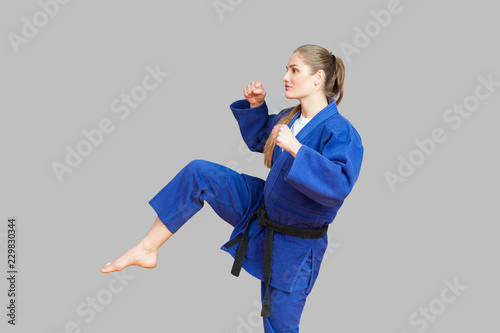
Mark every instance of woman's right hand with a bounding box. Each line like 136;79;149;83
243;80;266;108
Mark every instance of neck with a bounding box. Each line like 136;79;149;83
298;93;329;118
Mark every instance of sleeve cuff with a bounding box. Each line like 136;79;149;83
230;99;268;113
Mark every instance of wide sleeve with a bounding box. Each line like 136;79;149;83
283;124;364;207
230;99;282;153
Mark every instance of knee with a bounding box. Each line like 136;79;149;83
184;159;213;171
185;159;210;171
183;159;222;178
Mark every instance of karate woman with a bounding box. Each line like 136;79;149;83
101;44;364;332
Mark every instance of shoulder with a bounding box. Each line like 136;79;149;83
323;113;362;144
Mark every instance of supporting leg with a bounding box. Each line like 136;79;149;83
262;252;313;332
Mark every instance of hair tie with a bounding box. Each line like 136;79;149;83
330;52;336;64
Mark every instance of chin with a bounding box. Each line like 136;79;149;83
284;92;295;99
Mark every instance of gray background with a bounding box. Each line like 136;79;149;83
1;0;498;332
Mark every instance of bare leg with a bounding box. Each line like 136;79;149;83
101;216;173;273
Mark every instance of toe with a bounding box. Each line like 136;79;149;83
101;263;115;273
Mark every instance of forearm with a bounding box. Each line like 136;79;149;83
231;99;273;152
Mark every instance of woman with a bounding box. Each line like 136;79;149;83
101;44;364;332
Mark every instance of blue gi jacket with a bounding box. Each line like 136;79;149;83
221;98;364;294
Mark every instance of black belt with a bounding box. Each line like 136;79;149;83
223;202;328;317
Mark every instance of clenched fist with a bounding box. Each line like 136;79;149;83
271;124;303;158
243;80;266;108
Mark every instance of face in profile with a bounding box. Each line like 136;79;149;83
283;52;320;100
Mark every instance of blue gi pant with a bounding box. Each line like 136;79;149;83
261;253;312;333
148;159;312;332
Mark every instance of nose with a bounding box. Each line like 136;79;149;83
282;74;289;83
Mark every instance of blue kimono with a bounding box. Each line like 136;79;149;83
220;99;363;292
148;98;363;331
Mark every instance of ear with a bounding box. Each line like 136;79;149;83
314;70;326;85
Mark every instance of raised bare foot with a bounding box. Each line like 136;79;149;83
101;242;158;273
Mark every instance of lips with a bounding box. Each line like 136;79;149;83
285;85;291;89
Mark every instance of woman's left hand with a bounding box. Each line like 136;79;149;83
271;124;303;157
